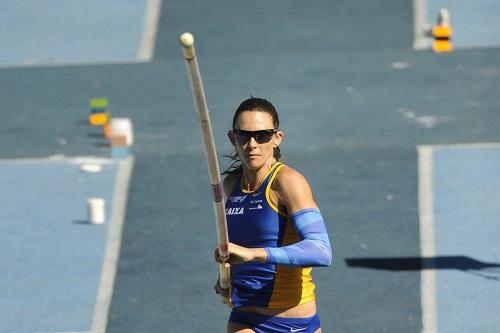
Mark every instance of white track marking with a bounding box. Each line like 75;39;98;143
91;155;135;333
418;146;437;333
413;0;431;50
0;155;113;164
138;0;162;61
421;142;500;150
35;331;92;333
0;58;148;69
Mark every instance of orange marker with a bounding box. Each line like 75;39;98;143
89;112;109;126
432;8;452;53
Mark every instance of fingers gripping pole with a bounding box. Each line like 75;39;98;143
179;33;230;290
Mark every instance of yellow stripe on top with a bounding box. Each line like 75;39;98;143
265;163;316;308
265;163;288;217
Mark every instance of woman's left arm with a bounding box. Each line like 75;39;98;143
264;167;332;267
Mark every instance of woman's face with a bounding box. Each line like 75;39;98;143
230;110;283;171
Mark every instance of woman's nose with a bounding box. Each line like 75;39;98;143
247;136;258;147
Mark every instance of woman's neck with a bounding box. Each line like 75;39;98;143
241;159;277;191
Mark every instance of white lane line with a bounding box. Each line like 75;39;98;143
413;0;431;50
421;142;500;150
34;331;92;333
0;155;114;164
91;155;135;333
417;146;437;333
0;58;148;69
138;0;162;61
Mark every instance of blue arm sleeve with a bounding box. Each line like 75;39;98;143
265;208;332;267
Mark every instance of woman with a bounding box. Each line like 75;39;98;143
215;97;332;333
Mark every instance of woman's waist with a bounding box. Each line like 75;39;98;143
237;300;317;318
231;264;310;286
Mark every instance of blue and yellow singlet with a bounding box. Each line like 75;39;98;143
226;162;328;309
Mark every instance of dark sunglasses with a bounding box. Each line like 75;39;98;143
232;129;278;144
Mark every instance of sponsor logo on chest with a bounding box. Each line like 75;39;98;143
225;207;245;215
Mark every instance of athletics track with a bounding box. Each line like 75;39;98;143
0;1;499;332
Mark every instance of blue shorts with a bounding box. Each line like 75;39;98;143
229;309;321;333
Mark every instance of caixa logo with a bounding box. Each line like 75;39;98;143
225;207;244;215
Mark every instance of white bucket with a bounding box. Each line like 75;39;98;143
110;118;133;146
87;197;106;224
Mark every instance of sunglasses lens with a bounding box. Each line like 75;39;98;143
233;129;276;144
254;132;273;143
234;132;251;144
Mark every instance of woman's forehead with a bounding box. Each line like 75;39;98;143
235;111;274;129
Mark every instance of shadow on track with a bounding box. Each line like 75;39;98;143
345;256;500;281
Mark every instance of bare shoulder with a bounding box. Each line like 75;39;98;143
274;165;312;198
275;165;309;186
272;165;318;212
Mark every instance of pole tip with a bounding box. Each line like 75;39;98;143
179;32;194;48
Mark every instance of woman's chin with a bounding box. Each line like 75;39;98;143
244;158;263;169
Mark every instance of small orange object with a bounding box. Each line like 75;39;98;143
432;25;453;53
103;123;111;139
432;8;452;53
89;113;109;126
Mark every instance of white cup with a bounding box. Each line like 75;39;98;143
110;118;133;146
87;197;105;224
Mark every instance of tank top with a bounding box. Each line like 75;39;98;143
226;162;315;308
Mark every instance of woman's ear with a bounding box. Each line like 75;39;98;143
228;130;236;146
274;130;284;146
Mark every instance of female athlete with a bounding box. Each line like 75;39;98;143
215;97;332;333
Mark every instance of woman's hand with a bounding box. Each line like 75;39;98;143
213;277;230;301
213;242;268;267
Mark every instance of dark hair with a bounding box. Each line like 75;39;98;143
223;97;281;175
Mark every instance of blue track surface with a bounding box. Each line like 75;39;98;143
432;145;500;332
0;158;117;332
0;0;148;67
